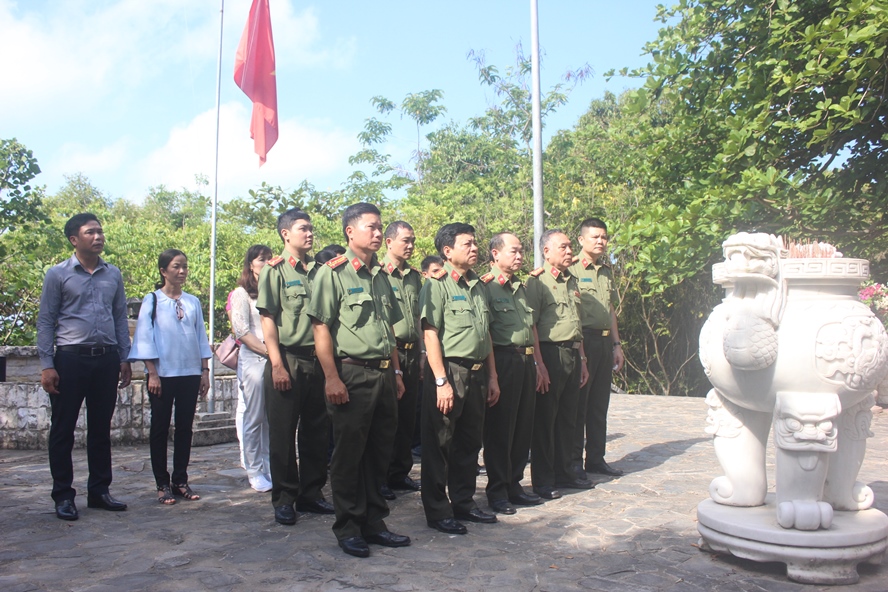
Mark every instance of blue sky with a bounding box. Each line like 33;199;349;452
1;0;666;203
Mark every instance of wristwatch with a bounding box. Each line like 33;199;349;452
394;369;403;376
435;376;447;387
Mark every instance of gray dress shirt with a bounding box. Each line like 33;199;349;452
37;254;131;370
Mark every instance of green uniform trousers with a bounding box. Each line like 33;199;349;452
574;331;614;467
327;362;398;541
264;348;330;508
483;349;536;502
421;359;488;521
387;345;420;482
531;342;581;488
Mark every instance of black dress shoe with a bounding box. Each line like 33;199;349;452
586;461;624;476
365;530;411;547
555;478;595;490
274;504;297;525
489;499;517;515
87;492;127;511
427;518;467;535
454;507;497;523
378;484;396;500
388;476;421;491
509;491;543;506
533;486;562;500
338;536;370;558
296;498;335;514
55;499;79;521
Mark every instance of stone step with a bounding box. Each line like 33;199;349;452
191;426;238;447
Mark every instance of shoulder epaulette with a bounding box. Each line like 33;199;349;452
326;254;348;269
268;256;285;268
430;268;447;280
529;267;545;277
480;272;495;284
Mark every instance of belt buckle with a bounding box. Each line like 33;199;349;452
402;342;414;350
602;329;611;337
471;363;483;371
90;347;104;356
524;346;534;355
379;359;391;369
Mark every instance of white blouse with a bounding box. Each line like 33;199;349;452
229;286;264;342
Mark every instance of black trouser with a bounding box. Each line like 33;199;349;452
48;350;120;503
327;362;398;541
574;331;614;467
421;359;487;521
531;343;581;489
484;349;536;502
149;375;200;487
264;348;330;508
386;345;420;482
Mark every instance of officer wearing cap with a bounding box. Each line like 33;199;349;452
525;229;591;501
379;221;423;498
420;222;500;535
257;208;333;527
308;202;410;558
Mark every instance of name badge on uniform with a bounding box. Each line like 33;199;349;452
452;295;467;301
580;278;593;282
495;297;509;303
285;279;303;287
392;286;399;292
347;287;364;295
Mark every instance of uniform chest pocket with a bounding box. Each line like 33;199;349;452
492;300;515;313
344;292;374;327
448;303;475;328
285;283;307;299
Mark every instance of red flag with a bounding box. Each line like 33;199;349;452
234;0;278;166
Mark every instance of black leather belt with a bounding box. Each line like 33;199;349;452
56;345;114;357
583;328;611;337
493;345;535;355
396;340;417;351
341;357;391;370
446;357;485;371
548;340;583;349
283;344;316;357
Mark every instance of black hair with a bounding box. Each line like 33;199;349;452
155;249;187;290
488;232;518;261
238;244;273;299
384;220;413;241
64;213;100;241
420;255;444;273
434;222;475;259
315;245;346;264
539;228;566;252
579;217;608;233
342;202;381;242
276;208;311;243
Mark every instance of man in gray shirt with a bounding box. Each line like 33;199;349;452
37;213;132;520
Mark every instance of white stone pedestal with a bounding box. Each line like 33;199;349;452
697;497;888;584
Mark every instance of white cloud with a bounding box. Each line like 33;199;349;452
52;138;132;177
136;101;358;201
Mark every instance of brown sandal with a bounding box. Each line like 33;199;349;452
157;485;176;505
172;483;200;501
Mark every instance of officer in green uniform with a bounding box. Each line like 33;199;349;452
482;232;544;515
420;222;500;535
525;229;591;500
379;221;423;498
308;202;409;559
256;208;333;527
570;218;625;477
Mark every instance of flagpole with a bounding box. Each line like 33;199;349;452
530;0;544;268
207;0;225;413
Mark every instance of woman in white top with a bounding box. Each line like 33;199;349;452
130;249;213;504
229;244;273;492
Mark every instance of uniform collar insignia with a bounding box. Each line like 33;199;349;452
351;257;363;270
450;269;461;283
386;262;395;274
288;256;297;268
581;258;590;268
550;266;561;279
497;274;507;286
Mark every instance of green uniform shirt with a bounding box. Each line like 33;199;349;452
525;262;583;343
306;248;402;359
381;253;421;343
485;271;534;348
419;262;491;361
570;257;617;330
256;251;317;348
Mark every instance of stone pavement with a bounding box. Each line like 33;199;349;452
1;394;886;592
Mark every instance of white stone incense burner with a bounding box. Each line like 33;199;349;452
697;232;888;584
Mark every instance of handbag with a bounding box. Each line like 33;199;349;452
216;335;240;370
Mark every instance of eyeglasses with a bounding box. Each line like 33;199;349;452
174;298;184;321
